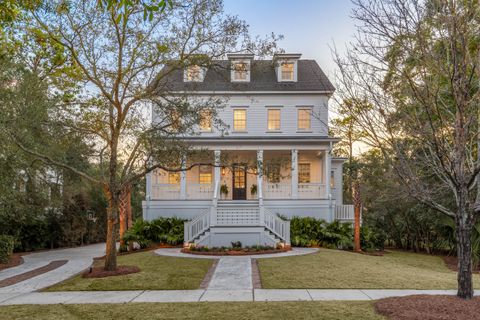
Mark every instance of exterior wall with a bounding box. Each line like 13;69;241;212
143;199;335;222
153;94;330;137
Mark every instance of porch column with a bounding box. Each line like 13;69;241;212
257;150;264;225
214;150;221;186
324;150;331;198
291;149;298;199
145;170;152;220
180;155;187;200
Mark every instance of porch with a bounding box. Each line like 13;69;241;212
147;150;333;201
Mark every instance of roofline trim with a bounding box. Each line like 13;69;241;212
168;90;335;95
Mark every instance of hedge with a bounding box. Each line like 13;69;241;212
0;235;15;263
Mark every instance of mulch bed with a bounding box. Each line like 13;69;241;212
199;259;218;289
82;265;141;278
181;248;289;256
0;260;68;288
442;256;480;273
375;295;480;320
251;259;262;289
0;254;24;271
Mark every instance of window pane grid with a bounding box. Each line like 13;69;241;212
199;165;212;184
233;109;247;131
200;111;212;131
233;63;248;80
187;65;201;81
267;109;281;131
298;163;310;183
168;172;180;184
298;109;311;130
281;63;294;80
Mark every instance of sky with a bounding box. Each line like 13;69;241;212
223;0;357;79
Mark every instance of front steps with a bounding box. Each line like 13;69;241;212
189;200;283;247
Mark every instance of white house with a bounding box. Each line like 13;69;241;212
142;53;353;248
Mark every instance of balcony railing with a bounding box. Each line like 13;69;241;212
151;184;181;200
298;183;326;199
187;183;213;200
263;182;291;199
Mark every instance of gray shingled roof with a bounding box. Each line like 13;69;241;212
156;60;335;93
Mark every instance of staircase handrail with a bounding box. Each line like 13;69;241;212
184;209;210;244
263;208;290;245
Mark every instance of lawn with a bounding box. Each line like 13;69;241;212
258;249;480;289
0;301;384;320
44;251;213;291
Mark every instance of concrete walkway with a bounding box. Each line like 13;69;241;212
0;243;105;294
1;289;476;305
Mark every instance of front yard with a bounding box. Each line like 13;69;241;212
0;301;383;320
44;251;213;291
258;249;480;289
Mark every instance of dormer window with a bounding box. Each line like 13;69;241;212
231;60;250;82
274;53;301;82
184;65;204;82
281;62;294;81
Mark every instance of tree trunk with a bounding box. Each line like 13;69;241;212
118;185;131;247
456;213;473;299
353;180;361;252
104;187;119;271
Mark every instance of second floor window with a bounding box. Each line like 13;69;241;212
298;163;311;183
267;109;281;131
200;110;212;131
199;165;212;184
233;62;248;81
298;108;311;130
168;172;180;184
186;65;202;82
281;62;294;81
233;109;247;131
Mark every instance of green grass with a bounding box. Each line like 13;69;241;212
44;251;212;291
258;249;480;289
0;302;384;320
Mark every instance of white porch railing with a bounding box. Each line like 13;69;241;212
263;183;291;199
264;208;290;245
298;183;327;199
184;209;210;243
335;205;355;220
187;183;213;200
151;184;181;200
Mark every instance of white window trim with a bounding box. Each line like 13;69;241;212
296;106;313;131
276;60;298;82
183;65;206;82
266;107;282;132
232;108;248;132
199;110;213;132
231;60;251;82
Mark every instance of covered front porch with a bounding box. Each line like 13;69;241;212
147;149;332;201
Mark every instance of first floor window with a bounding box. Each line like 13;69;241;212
168;172;180;184
298;163;311;183
267;109;281;131
199;165;212;184
297;108;311;130
265;163;281;183
233;109;247;131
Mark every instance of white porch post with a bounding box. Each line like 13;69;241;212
180;155;187;200
145;170;152;220
324;144;333;221
291;149;298;199
214;150;221;186
257;150;264;224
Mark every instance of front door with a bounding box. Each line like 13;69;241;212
232;165;247;200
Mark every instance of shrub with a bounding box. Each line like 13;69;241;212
360;226;386;251
290;217;353;249
122;217;186;248
231;241;242;248
0;235;15;263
